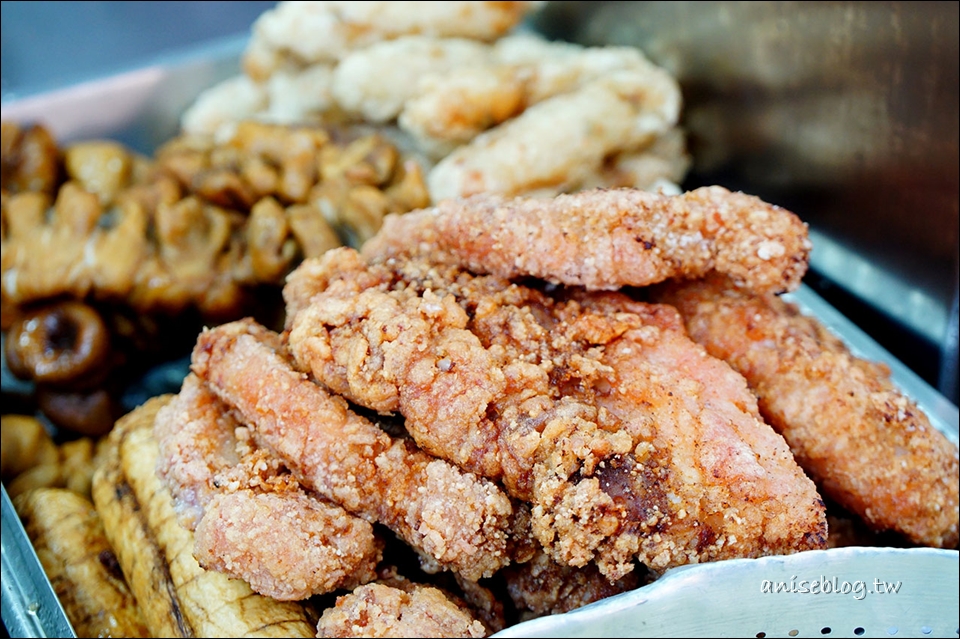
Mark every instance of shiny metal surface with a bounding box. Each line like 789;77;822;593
492;547;959;638
1;485;75;638
533;1;960;404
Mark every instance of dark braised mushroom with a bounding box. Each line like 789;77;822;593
5;300;111;386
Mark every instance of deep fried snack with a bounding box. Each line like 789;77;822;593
332;36;491;124
14;487;150;638
1;121;60;195
316;579;487;638
242;1;544;80
285;249;827;580
93;395;319;637
0;414;59;480
154;373;383;600
424;54;682;199
652;275;960;548
189;318;514;582
362;186;811;296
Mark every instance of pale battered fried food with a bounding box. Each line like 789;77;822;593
285;248;827;580
425;72;681;200
652;275;960;548
154;373;382;600
243;1;544;80
332;36;491;124
190;318;515;582
363;186;811;296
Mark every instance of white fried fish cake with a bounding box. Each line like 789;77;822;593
427;68;681;200
398;34;677;160
244;1;543;80
332;36;491;123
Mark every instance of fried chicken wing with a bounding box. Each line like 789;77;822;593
362;186;811;296
652;275;960;548
285;248;826;580
189;318;514;581
154;373;382;600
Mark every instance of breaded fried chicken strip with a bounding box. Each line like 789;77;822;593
362;186;811;296
285;249;826;580
190;318;514;581
653;275;960;548
154;374;382;600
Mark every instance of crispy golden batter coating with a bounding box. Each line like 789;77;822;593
363;186;811;296
190;318;515;581
653;275;960;548
243;1;544;80
154;373;382;600
285;248;826;580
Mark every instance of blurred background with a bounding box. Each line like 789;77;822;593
1;1;276;99
2;1;957;405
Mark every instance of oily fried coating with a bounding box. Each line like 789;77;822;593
316;580;487;638
363;186;811;296
195;490;381;601
154;373;382;600
332;36;491;124
426;71;681;200
244;1;543;80
190;318;514;581
653;275;960;548
285;249;827;580
93;395;319;637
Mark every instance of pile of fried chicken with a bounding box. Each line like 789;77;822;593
153;185;959;637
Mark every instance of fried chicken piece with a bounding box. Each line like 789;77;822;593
285;249;827;580
190;318;514;581
153;373;382;600
316;579;487;638
502;548;640;619
194;489;381;601
652;275;960;548
362;186;811;296
243;1;544;80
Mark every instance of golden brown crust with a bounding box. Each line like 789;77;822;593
362;186;811;296
653;275;960;548
190;319;514;582
93;396;320;637
284;249;827;580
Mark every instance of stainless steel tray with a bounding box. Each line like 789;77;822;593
2;35;958;639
